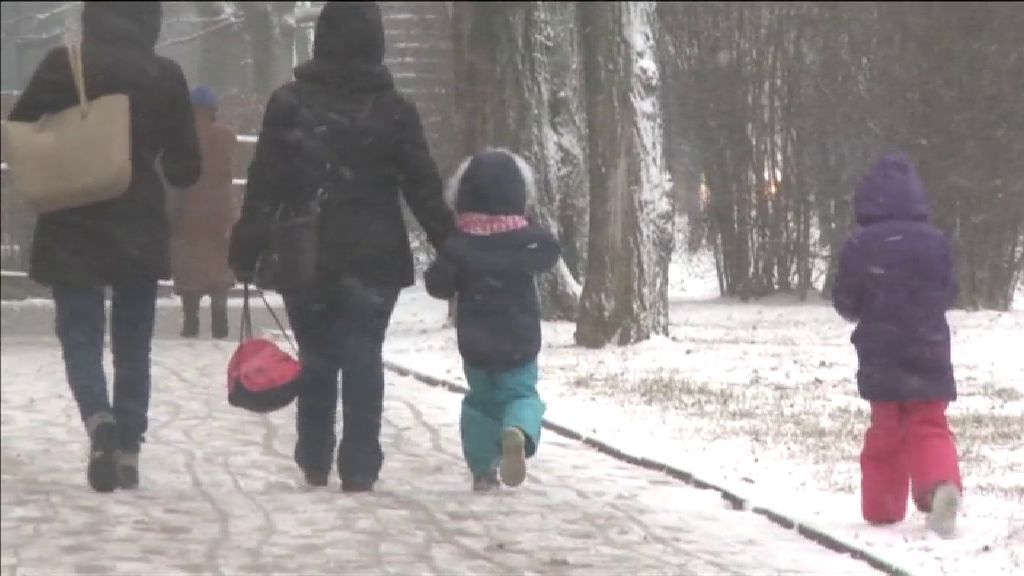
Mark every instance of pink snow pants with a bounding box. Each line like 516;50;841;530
861;401;962;524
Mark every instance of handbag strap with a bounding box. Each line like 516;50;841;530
239;283;254;343
66;43;88;115
258;288;298;356
238;282;299;356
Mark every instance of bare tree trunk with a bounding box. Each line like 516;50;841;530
292;1;314;64
518;3;586;320
272;2;297;73
0;1;25;89
547;2;590;281
193;2;239;95
237;2;295;97
450;2;585;320
575;1;673;347
873;2;1023;310
451;3;490;154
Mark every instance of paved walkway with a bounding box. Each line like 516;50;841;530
1;304;879;576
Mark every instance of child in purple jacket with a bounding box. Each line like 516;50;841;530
832;153;962;538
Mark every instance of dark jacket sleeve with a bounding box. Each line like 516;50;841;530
158;61;201;189
832;234;864;322
8;48;74;122
424;248;458;300
229;88;298;278
394;97;454;250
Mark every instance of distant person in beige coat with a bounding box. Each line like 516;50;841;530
169;86;238;338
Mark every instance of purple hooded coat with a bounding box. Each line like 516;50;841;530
832;154;958;402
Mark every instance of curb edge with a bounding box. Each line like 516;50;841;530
383;358;912;576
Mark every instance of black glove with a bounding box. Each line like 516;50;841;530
228;218;267;283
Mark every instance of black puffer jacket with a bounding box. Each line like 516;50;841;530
230;2;453;290
425;151;561;371
8;2;201;287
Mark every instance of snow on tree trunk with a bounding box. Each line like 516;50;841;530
519;3;587;320
655;5;705;253
451;2;586;320
547;3;590;282
575;1;673;347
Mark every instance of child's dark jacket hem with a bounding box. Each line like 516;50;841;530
426;223;559;372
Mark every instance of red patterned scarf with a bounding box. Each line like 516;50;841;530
457;213;529;236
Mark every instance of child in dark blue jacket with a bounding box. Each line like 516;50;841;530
425;149;560;491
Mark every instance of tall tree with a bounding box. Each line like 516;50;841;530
874;2;1024;310
236;1;297;96
657;3;704;252
190;2;243;96
450;2;587;320
575;1;673;347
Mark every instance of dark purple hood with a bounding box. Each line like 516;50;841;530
854;153;931;226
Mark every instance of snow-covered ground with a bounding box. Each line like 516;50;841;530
1;237;1019;575
2;337;884;575
381;250;1024;576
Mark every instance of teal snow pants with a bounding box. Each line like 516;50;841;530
461;361;545;476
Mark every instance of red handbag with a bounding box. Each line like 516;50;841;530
227;284;301;413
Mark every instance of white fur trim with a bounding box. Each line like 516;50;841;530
445;148;537;210
445;155;473;209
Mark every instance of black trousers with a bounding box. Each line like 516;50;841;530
283;282;400;483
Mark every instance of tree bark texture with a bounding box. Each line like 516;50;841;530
451;2;589;320
575;1;674;347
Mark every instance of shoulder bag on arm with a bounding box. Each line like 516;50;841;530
1;43;131;214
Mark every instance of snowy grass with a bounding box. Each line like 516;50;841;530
567;370;866;471
565;369;1024;500
383;280;1024;576
1;220;1019;574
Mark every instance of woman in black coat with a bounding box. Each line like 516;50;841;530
8;2;200;492
230;2;454;492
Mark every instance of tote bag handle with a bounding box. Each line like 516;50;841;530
67;43;89;117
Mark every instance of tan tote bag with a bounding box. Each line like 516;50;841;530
1;43;131;214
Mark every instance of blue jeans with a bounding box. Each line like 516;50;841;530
283;282;399;482
461;361;545;476
53;282;158;452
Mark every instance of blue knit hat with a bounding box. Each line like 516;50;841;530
190;85;219;111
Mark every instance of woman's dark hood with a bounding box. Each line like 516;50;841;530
312;2;385;65
293;2;393;91
82;2;162;52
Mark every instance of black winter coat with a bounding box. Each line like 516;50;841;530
8;3;201;287
229;4;453;291
425;224;561;372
